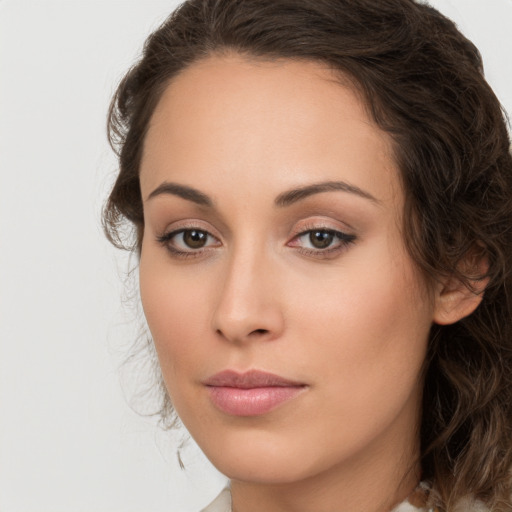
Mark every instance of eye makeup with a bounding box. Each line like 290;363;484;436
156;221;357;261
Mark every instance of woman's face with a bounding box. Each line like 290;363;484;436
139;55;436;485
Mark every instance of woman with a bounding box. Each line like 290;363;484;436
103;0;512;511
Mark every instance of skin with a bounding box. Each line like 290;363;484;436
138;54;481;512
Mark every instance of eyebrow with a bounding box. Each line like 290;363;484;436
274;181;380;207
146;179;379;208
147;181;213;207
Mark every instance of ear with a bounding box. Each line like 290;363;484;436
433;252;489;326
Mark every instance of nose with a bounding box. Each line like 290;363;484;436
211;248;285;344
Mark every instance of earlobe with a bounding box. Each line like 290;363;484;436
433;253;489;325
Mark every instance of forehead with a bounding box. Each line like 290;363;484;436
140;54;400;207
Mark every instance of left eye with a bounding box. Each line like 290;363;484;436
293;229;355;251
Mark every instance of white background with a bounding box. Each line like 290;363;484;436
0;1;511;511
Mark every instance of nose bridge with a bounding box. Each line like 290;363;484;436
212;238;283;343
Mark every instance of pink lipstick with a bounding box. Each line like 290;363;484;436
203;370;307;416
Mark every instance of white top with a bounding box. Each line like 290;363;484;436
200;487;231;512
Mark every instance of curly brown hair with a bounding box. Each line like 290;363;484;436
103;0;512;509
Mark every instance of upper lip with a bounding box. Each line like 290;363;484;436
203;370;306;389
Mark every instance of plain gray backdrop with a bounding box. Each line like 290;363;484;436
1;1;511;511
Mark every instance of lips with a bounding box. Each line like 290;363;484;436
203;370;307;416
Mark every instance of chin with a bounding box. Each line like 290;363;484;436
214;455;317;485
193;426;343;486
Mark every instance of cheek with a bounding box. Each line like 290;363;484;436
138;254;211;382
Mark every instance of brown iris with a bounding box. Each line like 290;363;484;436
183;229;208;249
309;230;334;249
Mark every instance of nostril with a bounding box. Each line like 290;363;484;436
215;327;269;341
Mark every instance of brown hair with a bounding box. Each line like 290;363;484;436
104;0;512;509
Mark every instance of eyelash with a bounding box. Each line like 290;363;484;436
156;225;356;260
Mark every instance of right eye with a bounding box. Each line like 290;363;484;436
156;228;221;256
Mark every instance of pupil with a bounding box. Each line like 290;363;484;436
184;230;207;248
310;230;333;249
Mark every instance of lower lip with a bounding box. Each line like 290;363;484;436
207;386;306;416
